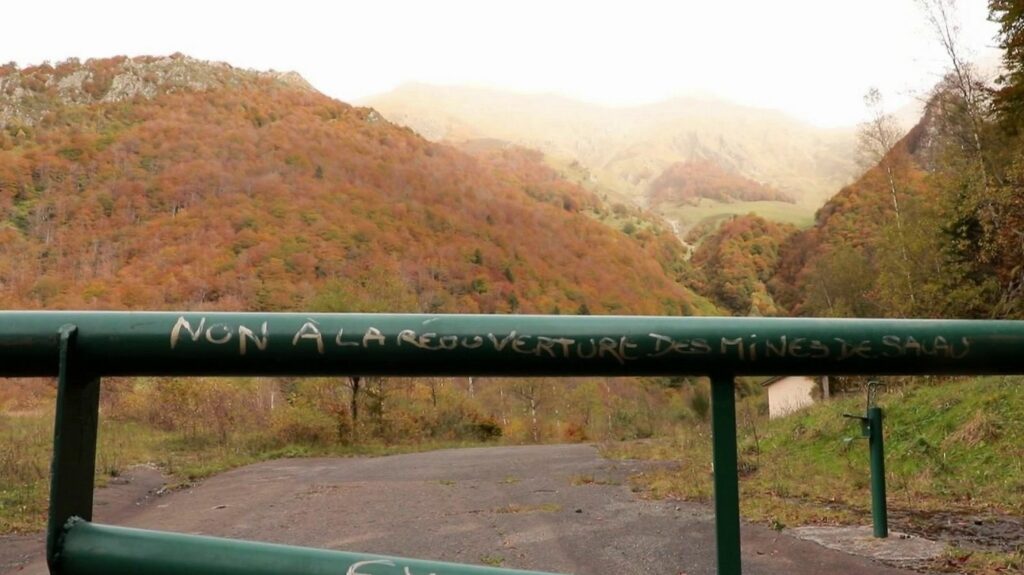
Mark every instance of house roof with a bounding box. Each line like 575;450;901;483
759;375;820;388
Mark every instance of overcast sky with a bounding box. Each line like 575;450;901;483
5;0;1001;127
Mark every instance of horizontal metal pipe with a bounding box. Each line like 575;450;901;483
56;520;559;575
2;311;1023;377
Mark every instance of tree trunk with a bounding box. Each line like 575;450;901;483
348;376;361;425
884;165;917;311
530;396;539;442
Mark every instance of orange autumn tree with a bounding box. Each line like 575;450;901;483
0;55;714;316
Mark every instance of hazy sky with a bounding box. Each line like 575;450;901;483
5;0;1001;127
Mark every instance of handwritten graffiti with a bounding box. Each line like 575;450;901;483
170;316;269;355
345;559;438;575
168;316;972;363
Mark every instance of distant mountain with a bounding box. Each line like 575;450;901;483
0;55;716;316
364;84;859;233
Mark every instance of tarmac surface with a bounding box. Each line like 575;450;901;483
1;444;924;575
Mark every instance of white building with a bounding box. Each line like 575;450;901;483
761;375;830;419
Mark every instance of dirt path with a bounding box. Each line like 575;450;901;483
2;444;919;575
0;463;165;573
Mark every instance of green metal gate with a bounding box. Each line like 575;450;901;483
3;311;1023;575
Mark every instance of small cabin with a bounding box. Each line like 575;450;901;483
761;375;830;419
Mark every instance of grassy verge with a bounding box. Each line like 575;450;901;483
605;376;1024;573
0;410;489;534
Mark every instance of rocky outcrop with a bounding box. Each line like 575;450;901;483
0;54;316;129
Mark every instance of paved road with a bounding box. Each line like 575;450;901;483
2;444;917;575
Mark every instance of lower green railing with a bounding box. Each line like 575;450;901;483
56;520;554;575
2;311;1022;575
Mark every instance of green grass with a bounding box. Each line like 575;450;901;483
660;199;815;236
610;377;1024;517
479;554;505;567
605;376;1024;573
755;376;1024;515
0;413;167;533
931;547;1023;574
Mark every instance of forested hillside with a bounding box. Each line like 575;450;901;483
770;109;934;316
0;55;715;316
647;160;794;206
0;56;723;533
689;214;795;316
768;4;1024;320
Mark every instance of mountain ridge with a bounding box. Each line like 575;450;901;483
0;55;717;317
364;82;859;212
0;54;316;129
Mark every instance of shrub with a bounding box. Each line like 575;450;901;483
270;401;336;444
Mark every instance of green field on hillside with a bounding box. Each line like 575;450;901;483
661;199;815;236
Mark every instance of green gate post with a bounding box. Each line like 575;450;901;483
47;325;101;572
868;406;888;538
710;374;741;575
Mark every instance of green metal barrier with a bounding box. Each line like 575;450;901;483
2;311;1023;575
56;520;555;575
4;311;1024;376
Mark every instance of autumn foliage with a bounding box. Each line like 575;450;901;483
0;56;711;316
647;160;794;206
768;116;933;317
690;214;795;316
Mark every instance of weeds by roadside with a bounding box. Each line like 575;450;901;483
605;376;1024;575
0;408;490;533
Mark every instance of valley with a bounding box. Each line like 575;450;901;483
365;83;857;237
